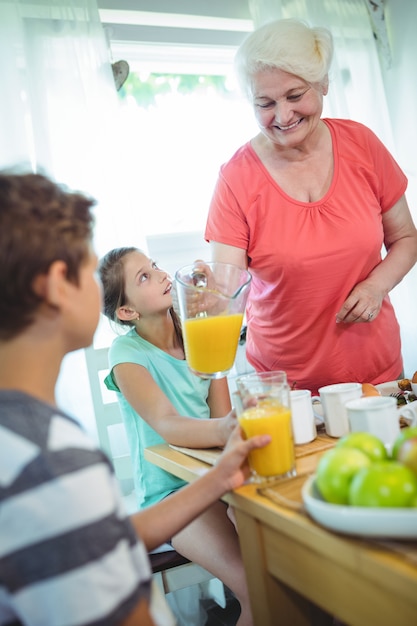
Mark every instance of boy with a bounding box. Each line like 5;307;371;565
0;171;269;625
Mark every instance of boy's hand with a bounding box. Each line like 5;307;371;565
213;425;271;491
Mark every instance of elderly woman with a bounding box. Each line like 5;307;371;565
205;18;417;394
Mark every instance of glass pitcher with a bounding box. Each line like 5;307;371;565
175;261;252;379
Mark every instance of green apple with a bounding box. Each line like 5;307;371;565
316;447;371;505
397;437;417;476
391;426;417;460
349;461;417;507
336;432;387;462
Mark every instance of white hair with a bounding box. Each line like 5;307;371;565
235;18;334;98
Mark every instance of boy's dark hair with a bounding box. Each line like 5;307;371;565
0;171;96;340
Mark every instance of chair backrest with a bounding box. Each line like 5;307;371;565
84;345;134;495
83;344;221;607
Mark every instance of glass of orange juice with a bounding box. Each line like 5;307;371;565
235;371;295;482
175;262;251;379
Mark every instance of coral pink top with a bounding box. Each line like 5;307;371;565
205;119;407;393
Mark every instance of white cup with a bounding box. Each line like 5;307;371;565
411;382;417;395
290;389;317;445
345;396;401;452
312;382;362;438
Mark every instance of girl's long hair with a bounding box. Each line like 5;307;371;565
98;246;184;350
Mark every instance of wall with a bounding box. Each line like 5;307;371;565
97;0;252;53
381;0;417;377
382;0;417;203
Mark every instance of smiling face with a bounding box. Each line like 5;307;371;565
118;250;172;321
251;68;327;149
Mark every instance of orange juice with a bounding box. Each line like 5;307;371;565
183;313;243;375
239;399;295;477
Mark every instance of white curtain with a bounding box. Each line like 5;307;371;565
0;0;146;254
248;0;417;377
381;0;417;380
0;0;148;438
0;1;112;179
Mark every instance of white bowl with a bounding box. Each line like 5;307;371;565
302;475;417;539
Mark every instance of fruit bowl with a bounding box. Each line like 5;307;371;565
302;475;417;539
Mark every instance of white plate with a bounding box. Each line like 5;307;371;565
376;380;406;397
302;475;417;539
376;381;417;425
169;444;221;465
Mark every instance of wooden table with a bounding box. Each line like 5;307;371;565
144;442;417;626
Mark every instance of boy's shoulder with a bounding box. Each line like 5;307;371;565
0;389;84;440
0;390;101;490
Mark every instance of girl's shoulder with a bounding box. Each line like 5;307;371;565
108;329;153;365
110;327;140;345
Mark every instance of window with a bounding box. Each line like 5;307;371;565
117;67;256;236
99;0;256;241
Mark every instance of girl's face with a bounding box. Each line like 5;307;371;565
251;68;327;148
120;250;172;319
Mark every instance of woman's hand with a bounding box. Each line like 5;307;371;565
175;259;235;319
171;259;216;317
337;196;417;325
335;279;384;324
212;425;271;491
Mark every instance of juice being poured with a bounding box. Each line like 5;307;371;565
183;313;243;377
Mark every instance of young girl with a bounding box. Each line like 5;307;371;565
99;247;254;626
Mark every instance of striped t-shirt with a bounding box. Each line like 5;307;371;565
0;390;152;626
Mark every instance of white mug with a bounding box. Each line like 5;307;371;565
345;396;402;452
312;382;362;438
290;389;317;445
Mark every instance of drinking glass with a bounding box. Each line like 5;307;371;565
235;371;295;482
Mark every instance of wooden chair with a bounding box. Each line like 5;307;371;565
83;343;225;607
